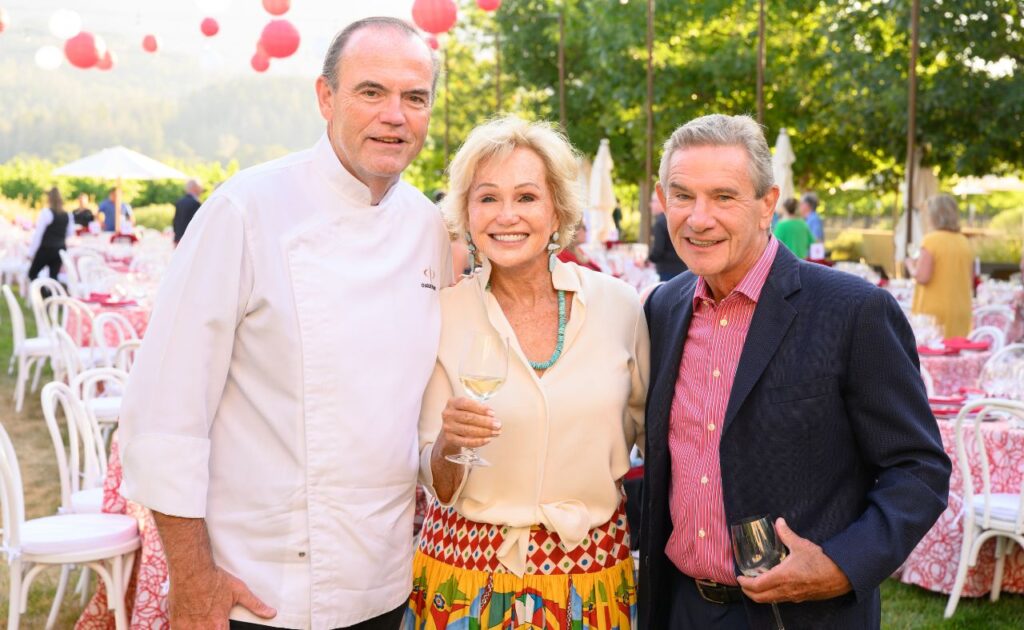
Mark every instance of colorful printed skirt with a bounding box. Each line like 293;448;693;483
403;499;635;629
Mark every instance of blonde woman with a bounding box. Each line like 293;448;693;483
405;116;648;628
909;194;973;337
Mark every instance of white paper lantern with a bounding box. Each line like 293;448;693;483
35;45;63;70
49;9;82;39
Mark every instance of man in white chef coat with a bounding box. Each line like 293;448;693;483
119;17;451;630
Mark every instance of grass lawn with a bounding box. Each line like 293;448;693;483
0;289;1023;627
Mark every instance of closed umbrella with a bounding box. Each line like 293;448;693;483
895;147;939;264
588;139;616;242
53;147;188;233
771;127;795;209
575;156;592;238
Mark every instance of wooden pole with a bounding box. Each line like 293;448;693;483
905;0;920;250
113;177;123;234
495;28;502;112
757;0;766;125
641;0;654;245
558;8;566;132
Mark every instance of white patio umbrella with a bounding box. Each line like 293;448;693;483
588;139;616;242
53;146;189;232
771;127;796;210
575;156;592;235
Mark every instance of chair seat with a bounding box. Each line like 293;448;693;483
17;337;54;356
79;347;117;367
86;396;122;420
21;513;137;556
971;493;1023;524
70;487;104;514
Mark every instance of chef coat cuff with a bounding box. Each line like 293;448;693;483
120;433;211;518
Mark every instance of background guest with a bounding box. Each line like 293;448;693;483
72;192;95;227
648;190;687;281
558;221;602;272
172;179;204;244
99;187;134;232
27;187;74;285
908;194;973;337
773;197;814;259
800;191;824;242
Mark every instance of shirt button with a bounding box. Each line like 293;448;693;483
720;318;728;327
701;475;709;484
713;368;721;378
707;423;716;432
698;529;706;538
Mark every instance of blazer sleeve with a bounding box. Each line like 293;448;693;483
820;289;951;601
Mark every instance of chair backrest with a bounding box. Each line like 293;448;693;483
2;284;27;348
973;305;1015;334
92;312;138;366
114;339;142;373
41;381;105;512
44;296;94;341
920;365;936;397
77;256;112;291
29;277;68;337
50;328;84;384
969;326;1007;353
72;367;128;425
0;421;26;552
59;249;83;297
953;399;1024;532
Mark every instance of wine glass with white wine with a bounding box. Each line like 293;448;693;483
446;331;508;467
731;515;788;630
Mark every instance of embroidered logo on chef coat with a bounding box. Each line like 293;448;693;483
421;267;438;291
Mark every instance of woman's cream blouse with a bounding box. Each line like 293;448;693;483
418;258;649;576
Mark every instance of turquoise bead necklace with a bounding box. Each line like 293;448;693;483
487;284;567;370
530;289;566;370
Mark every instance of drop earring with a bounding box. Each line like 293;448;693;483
466;232;477;274
547;232;559;272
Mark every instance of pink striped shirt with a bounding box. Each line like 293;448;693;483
665;237;779;584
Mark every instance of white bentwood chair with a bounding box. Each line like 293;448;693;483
3;285;55;413
969;326;1007;353
944;399;1024;618
0;421;139;629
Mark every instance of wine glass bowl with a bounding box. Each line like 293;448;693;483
731;515;788;629
446;332;508;467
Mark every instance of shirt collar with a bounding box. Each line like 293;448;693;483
475;257;585;306
692;236;779;308
311;133;400;207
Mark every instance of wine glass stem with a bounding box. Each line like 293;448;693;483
771;603;785;630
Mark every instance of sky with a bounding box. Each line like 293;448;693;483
1;0;418;77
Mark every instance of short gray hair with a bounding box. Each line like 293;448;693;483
927;194;961;232
321;17;440;96
658;114;774;198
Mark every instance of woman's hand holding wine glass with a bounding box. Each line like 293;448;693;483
442;332;508;467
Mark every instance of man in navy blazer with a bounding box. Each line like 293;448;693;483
637;114;950;629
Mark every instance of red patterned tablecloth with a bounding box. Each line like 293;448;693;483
920;351;991;397
899;418;1024;597
76;439;169;629
66;303;151;347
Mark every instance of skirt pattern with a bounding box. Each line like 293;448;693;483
404;498;635;629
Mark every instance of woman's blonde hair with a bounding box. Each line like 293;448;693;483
442;115;582;250
927;194;961;232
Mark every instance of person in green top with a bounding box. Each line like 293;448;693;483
773;197;815;259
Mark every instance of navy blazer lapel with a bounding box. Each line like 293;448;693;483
650;281;695;447
722;246;801;434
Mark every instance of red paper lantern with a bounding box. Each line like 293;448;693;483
477;0;502;11
412;0;457;35
96;50;115;71
425;35;439;50
251;52;270;72
142;34;159;53
262;0;290;16
259;19;300;59
200;17;219;37
0;8;10;34
64;31;105;69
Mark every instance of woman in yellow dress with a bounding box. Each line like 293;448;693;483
405;116;647;629
909;194;974;337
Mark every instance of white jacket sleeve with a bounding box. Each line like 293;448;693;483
27;208;53;258
118;195;253;518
